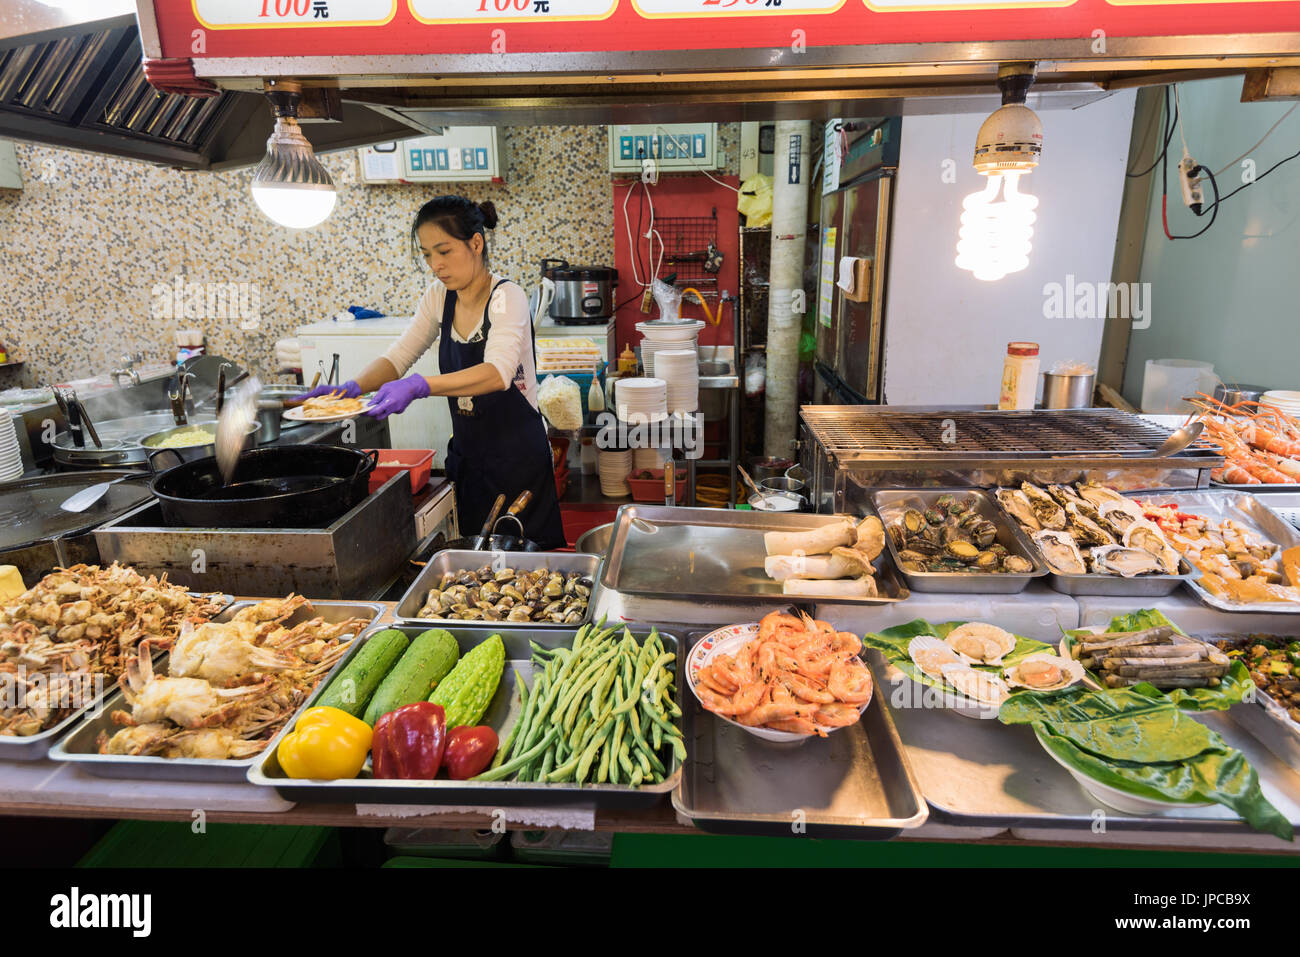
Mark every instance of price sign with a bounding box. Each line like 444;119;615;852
409;0;618;22
194;0;398;27
633;0;844;15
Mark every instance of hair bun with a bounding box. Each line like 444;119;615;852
477;200;498;230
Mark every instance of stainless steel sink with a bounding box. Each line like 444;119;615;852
698;360;730;377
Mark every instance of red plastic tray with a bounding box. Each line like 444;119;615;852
366;449;434;495
626;468;687;503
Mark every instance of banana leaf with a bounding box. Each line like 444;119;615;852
863;619;1053;695
1001;687;1292;841
1062;609;1254;712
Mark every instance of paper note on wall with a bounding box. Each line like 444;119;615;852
818;227;837;329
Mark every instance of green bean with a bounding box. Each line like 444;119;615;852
540;748;555;780
630;765;644;787
568;709;592;751
576;719;613;783
472;727;558;781
652;720;662;751
596;740;612;783
589;654;623;721
639;743;666;776
490;669;528;769
557;658;610;731
608;714;626;786
506;671;543;763
633;746;653;777
618;740;634;778
643;651;675;689
643;701;680;738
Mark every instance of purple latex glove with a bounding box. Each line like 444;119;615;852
295;379;362;402
367;373;430;419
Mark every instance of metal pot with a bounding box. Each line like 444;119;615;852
149;445;377;528
747;455;795;482
542;259;618;324
575;522;614;556
1214;382;1271;407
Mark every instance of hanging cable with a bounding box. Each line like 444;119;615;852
1213;103;1298;177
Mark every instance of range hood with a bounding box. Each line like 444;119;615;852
0;0;422;169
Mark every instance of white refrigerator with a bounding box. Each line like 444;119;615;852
297;317;453;455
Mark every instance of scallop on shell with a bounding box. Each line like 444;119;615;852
1090;544;1164;578
940;663;1011;706
944;622;1017;665
1031;529;1088;575
908;634;964;679
1122;519;1180;575
1003;653;1085;692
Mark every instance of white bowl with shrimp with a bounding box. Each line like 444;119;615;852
686;622;873;744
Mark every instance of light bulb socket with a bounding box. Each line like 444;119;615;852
996;62;1037;106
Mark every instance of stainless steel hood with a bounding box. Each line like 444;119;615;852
0;0;421;169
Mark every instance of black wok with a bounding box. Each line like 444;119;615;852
440;489;544;552
149;445;377;528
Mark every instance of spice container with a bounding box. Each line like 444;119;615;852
998;341;1039;410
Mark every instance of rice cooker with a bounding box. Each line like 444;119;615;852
541;259;618;325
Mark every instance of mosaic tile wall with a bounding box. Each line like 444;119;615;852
0;123;739;388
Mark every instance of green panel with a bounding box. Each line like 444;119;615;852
78;822;335;869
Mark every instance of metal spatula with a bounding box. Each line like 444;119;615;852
215;376;261;485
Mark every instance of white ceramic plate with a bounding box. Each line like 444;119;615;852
686;622;871;744
283;401;374;423
1033;728;1213;813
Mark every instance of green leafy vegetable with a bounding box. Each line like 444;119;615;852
1062;609;1254;712
863;619;1053;693
1000;686;1292;841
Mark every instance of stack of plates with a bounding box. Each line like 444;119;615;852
633;445;669;470
654;349;699;413
636;319;704;377
0;413;22;481
614;377;667;423
598;449;633;497
1262;391;1300;418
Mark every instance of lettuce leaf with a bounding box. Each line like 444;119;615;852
1062;608;1254;712
1001;688;1292;841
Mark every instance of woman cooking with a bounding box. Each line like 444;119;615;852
299;196;566;549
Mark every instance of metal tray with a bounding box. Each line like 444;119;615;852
601;504;910;605
394;549;598;628
1193;631;1300;770
48;600;383;781
871;488;1047;594
1137;489;1300;614
248;622;683;809
1212;479;1300;493
993;487;1200;597
870;650;1300;833
0;590;232;762
672;652;928;839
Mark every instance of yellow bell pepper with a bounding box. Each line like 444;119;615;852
277;706;372;779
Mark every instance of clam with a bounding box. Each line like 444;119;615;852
450;602;471;615
482;605;502;621
507;605;533;622
479;580;501;602
524;585;543;602
462;608;485;621
494;567;515;582
438;572;457;589
563;609;584;624
543;575;565;598
574;579;592;599
542;599;566;617
502;584;526;602
493;599;515;614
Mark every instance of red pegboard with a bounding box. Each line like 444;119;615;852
611;175;740;356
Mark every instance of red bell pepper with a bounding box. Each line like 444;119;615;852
443;725;499;780
371;702;447;780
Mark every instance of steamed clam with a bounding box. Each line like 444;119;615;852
417;565;591;623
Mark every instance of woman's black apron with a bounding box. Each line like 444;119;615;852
439;279;567;549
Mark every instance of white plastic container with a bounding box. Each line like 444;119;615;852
998;341;1040;411
1141;359;1217;413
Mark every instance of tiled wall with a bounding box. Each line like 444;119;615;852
0;123;738;388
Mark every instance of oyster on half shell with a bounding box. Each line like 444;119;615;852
1032;529;1088;575
1020;482;1068;530
996;488;1042;532
1123;519;1180;575
1090;544;1164;577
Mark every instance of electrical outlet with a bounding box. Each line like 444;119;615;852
1178;155;1204;212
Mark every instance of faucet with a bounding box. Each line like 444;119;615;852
110;352;145;387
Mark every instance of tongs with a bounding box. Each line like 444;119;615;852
168;372;194;426
54;388;101;449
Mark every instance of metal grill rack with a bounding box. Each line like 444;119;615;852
798;406;1224;512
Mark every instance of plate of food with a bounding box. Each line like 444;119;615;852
283;393;374;422
686;611;873;744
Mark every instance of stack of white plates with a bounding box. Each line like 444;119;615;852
654;349;699;413
0;413;22;481
633;445;669;470
598;449;633;497
614;377;667;423
636;319;705;377
1262;391;1300;418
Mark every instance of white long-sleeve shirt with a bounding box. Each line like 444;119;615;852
383;275;538;411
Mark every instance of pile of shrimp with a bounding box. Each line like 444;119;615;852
694;611;873;736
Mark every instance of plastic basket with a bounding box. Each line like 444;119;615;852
366;449;434;495
626;468;687;502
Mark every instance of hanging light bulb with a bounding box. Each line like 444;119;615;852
250;80;337;230
955;62;1043;282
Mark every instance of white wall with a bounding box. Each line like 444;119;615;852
882;90;1136;406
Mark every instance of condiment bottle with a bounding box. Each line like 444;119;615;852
618;344;638;375
587;363;605;414
999;341;1040;410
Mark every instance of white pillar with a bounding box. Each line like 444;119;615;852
763;120;811;458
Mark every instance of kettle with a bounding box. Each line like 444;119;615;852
530;275;555;330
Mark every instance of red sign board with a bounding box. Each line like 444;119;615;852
152;0;1300;57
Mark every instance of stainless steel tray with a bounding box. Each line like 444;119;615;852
672;651;928;839
601;505;910;605
0;590;232;762
248;622;683;808
48;600;383;781
871;650;1300;833
994;487;1199;597
1191;631;1300;771
1139;489;1300;614
1212;479;1300;493
871;487;1047;594
394;549;598;628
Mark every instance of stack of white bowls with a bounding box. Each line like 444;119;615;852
614;377;667;423
598;449;633;497
633;445;669;470
1262;391;1300;419
636;319;705;377
0;413;22;481
654;349;699;414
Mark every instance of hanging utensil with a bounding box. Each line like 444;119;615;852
215;364;229;414
1154;419;1205;457
74;398;102;449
